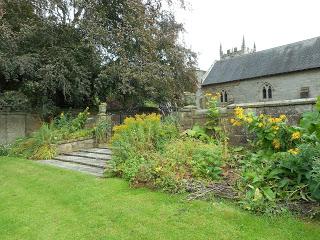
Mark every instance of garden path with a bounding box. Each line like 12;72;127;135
39;148;111;177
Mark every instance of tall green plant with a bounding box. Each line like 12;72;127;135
300;96;320;141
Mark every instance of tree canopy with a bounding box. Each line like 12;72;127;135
0;0;197;115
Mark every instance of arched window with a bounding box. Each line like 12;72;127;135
262;83;273;100
220;90;228;103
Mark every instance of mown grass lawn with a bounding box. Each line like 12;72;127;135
0;157;319;240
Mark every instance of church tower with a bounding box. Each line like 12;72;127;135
220;37;256;60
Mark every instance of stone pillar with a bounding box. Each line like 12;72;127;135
97;102;107;122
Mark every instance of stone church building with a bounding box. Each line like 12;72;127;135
202;37;320;105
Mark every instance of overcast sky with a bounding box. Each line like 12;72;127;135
174;0;320;71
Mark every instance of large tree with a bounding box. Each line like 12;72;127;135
0;0;197;115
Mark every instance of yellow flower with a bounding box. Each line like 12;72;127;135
232;120;242;127
60;112;64;117
245;117;253;124
272;126;279;131
234;107;244;119
269;117;281;124
272;139;281;149
288;148;300;155
112;124;128;133
291;131;301;140
258;122;264;128
205;93;213;97
124;116;136;125
279;114;287;121
259;114;264;119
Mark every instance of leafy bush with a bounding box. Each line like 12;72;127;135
205;92;224;139
238;144;320;213
0;91;30;111
182;125;213;143
11;108;94;160
231;107;302;152
111;114;224;193
112;113;179;157
0;144;11;156
300;96;320;142
11;124;57;160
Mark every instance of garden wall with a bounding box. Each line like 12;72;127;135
0;112;42;145
178;98;317;145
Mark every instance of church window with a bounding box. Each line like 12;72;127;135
220;90;228;103
263;88;267;99
262;83;273;100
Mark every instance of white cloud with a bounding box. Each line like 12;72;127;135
175;0;320;70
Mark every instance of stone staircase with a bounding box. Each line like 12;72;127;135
40;148;112;177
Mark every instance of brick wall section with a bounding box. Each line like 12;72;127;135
178;98;317;145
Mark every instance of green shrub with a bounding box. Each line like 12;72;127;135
111;114;224;193
231;107;302;152
239;144;320;213
11;108;94;160
0;144;11;156
11;124;57;160
182;125;213;143
300;96;320;142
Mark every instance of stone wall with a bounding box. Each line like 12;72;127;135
178;98;317;145
202;69;320;105
0;112;41;145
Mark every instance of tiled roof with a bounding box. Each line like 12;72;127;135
202;36;320;86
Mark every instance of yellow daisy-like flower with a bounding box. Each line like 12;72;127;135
288;148;300;155
291;131;301;140
244;116;253;124
279;114;287;121
231;119;242;126
272;139;281;149
258;122;264;128
234;107;244;119
272;126;279;131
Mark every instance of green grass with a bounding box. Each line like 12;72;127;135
0;157;319;240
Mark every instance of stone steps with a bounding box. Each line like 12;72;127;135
64;151;111;161
53;155;107;168
39;160;105;177
80;148;112;155
39;147;112;177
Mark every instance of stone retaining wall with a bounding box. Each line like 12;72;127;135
178;98;317;145
55;138;96;154
0;112;41;145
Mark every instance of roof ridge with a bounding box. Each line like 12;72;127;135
253;36;320;54
217;36;320;63
203;36;320;86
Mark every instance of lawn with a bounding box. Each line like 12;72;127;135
0;157;319;240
